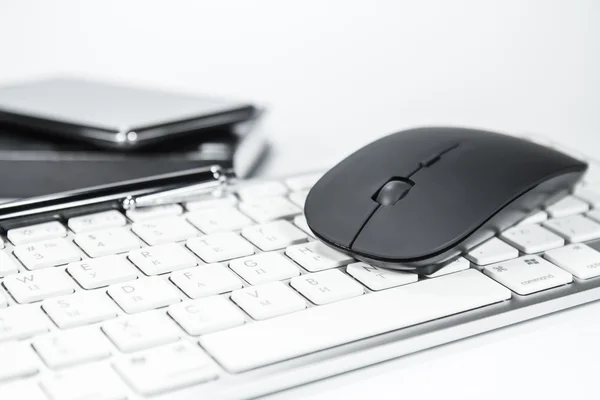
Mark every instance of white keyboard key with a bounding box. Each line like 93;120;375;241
500;224;564;254
125;203;183;221
0;237;3;249
291;269;364;305
168;296;245;335
200;269;511;372
129;243;197;275
103;311;181;352
544;244;600;280
347;262;417;290
239;197;301;223
0;250;19;277
0;342;40;380
42;364;127;400
284;172;322;191
231;281;306;320
185;193;238;211
68;210;127;233
588;208;600;224
33;329;112;369
67;255;138;289
186;207;254;233
131;217;199;245
289;189;310;208
484;255;572;295
0;382;47;400
424;257;470;278
187;233;254;263
114;341;217;396
43;292;118;328
8;221;66;245
241;220;307;251
517;210;548;226
14;238;81;270
293;215;314;236
575;187;600;208
0;291;6;309
170;263;242;298
286;241;354;272
75;227;141;257
466;237;519;265
3;269;74;303
546;196;589;218
0;306;49;341
108;277;181;314
543;215;600;242
229;252;300;285
237;181;287;200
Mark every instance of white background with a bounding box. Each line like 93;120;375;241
1;1;599;399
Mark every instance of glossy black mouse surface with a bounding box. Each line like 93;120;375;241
305;127;587;275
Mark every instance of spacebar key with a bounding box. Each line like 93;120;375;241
200;269;511;372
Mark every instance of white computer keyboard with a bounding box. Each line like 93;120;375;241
2;136;600;400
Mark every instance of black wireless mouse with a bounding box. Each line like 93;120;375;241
305;127;587;275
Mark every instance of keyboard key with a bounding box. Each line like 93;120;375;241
231;281;306;320
67;255;138;289
14;238;81;270
517;210;548;226
237;181;287;200
291;269;364;305
544;244;600;280
185;193;238;211
500;224;564;254
575;187;600;208
8;221;66;245
0;342;40;380
0;291;6;309
546;196;589;218
114;341;217;396
0;382;47;400
466;237;519;265
125;204;183;221
33;329;112;369
68;210;127;233
0;250;19;277
187;233;254;263
0;237;3;249
241;220;307;251
484;255;572;295
293;215;314;236
0;306;49;341
200;269;511;373
289;190;310;208
239;197;301;223
424;257;470;278
286;241;354;272
108;278;181;314
284;173;322;191
75;227;141;258
229;252;300;285
42;364;127;400
129;243;197;275
168;296;245;335
346;262;417;290
43;292;118;328
3;269;74;303
170;263;242;298
103;311;181;352
186;207;253;233
131;217;199;245
543;215;600;242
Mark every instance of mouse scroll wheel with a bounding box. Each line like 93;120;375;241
373;179;414;206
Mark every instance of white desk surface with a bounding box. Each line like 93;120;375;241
1;1;599;398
